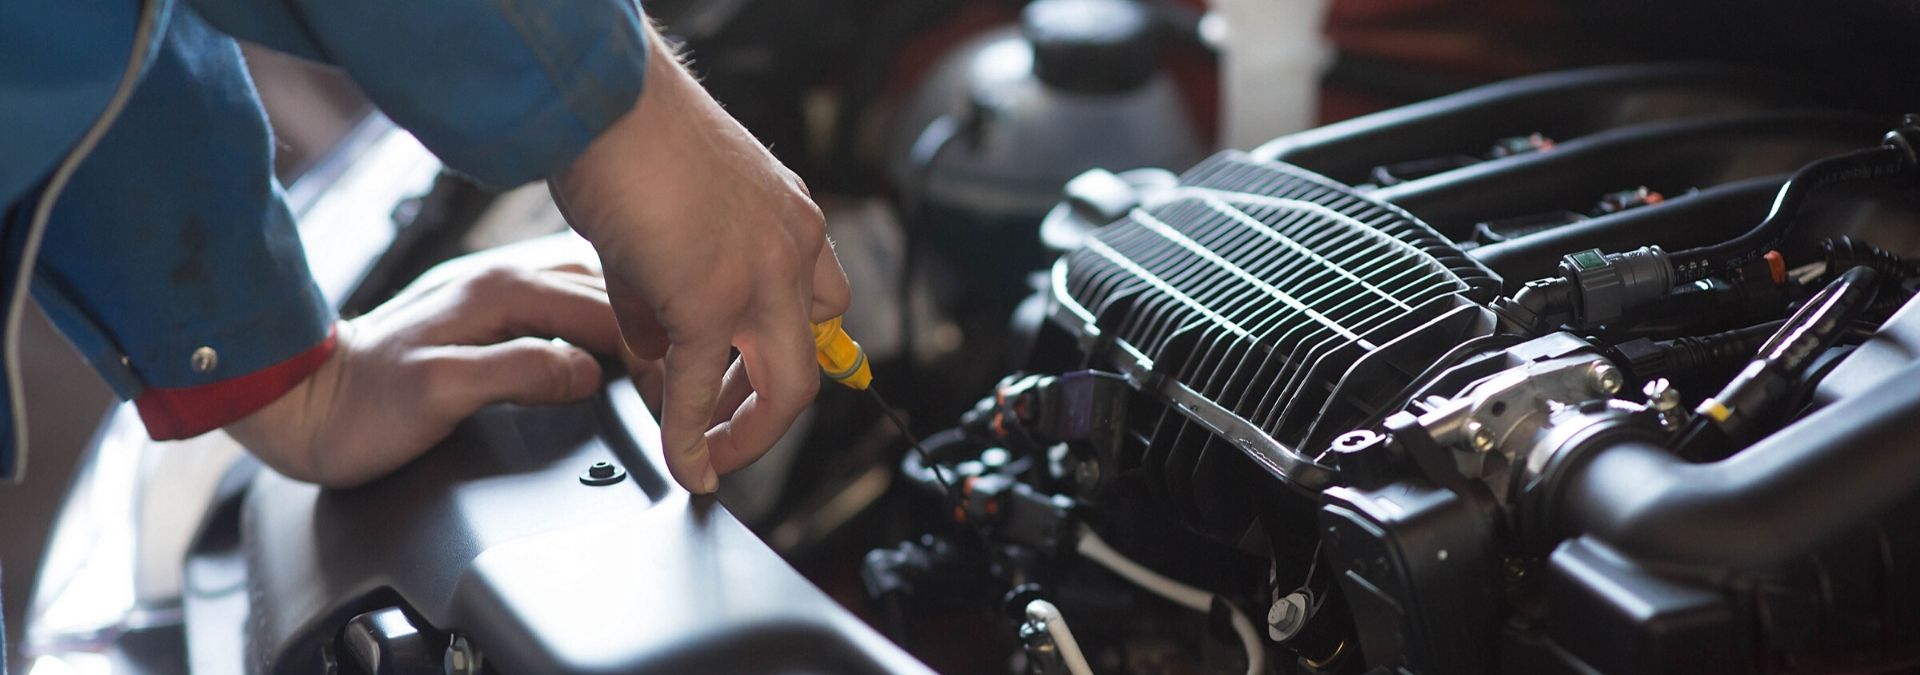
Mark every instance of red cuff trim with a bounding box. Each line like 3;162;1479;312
134;325;339;441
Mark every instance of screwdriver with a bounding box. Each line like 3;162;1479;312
812;318;961;505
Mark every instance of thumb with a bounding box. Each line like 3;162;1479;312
430;338;603;414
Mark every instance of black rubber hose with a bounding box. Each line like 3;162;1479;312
896;112;976;399
1617;319;1882;382
1820;236;1920;317
1693;266;1880;445
1755;268;1879;370
898;428;972;498
1561;357;1920;570
1669;146;1912;283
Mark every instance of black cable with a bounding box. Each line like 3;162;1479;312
871;385;960;506
1682;266;1882;458
896;113;976;400
1754;267;1879;373
871;387;1015;589
1670;146;1912;283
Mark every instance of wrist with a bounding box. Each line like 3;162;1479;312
222;322;351;485
137;323;341;442
553;21;711;250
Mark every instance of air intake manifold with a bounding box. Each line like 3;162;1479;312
1049;153;1499;520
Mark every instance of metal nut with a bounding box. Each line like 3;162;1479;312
579;461;627;486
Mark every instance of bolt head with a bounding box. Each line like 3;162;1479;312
1590;362;1623;395
1267;591;1312;642
1466;421;1496;452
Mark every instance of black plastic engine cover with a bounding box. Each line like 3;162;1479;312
1321;480;1502;674
183;382;927;674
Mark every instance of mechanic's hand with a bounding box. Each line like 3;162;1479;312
226;264;629;488
549;22;851;494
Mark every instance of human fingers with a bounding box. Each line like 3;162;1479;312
419;338;602;415
708;355;753;428
810;238;853;322
423;267;627;358
545;262;597;277
704;294;819;474
630;357;666;416
660;337;732;493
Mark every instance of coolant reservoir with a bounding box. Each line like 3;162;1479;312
1205;0;1332;149
890;0;1205;255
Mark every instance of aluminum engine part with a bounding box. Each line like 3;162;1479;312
1404;335;1674;509
1048;151;1500;498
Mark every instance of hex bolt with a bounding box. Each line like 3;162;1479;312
1267;591;1312;642
1589;361;1623;395
1466;421;1496;452
579;460;627;486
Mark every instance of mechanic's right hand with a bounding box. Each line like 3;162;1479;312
549;20;852;495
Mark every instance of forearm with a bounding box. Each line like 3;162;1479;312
556;19;719;250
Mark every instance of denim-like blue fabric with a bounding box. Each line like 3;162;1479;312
0;0;649;480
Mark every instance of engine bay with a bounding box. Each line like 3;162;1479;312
24;7;1920;675
856;64;1920;674
170;62;1920;675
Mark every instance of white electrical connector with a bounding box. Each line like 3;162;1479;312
1024;599;1095;675
1078;528;1267;675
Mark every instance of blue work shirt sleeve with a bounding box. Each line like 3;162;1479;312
37;6;335;404
187;0;651;187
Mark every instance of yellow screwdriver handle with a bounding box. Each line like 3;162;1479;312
812;316;872;391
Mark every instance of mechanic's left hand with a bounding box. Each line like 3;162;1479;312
226;262;631;488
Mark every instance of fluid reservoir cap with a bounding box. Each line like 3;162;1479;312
1022;0;1157;94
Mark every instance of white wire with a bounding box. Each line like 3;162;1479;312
8;0;164;483
1078;528;1268;675
1025;599;1096;675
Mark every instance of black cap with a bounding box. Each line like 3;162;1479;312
1021;0;1157;94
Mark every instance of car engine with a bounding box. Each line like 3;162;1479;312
31;15;1920;675
863;63;1920;674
